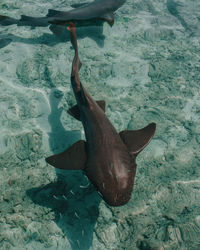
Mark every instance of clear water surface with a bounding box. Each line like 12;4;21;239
0;0;200;249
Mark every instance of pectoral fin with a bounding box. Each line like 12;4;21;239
119;123;156;156
49;24;65;37
100;13;114;26
45;140;87;170
68;100;106;121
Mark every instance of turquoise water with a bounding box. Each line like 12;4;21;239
0;0;200;249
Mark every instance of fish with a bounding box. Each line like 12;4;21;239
0;0;126;28
46;22;156;207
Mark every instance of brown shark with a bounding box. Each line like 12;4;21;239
0;0;126;28
46;23;156;207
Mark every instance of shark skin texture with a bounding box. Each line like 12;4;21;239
45;23;156;207
0;0;126;28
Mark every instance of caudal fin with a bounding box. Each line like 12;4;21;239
0;15;18;25
68;22;82;74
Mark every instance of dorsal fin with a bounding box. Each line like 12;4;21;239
96;100;106;112
45;140;87;170
119;123;156;156
68;100;106;121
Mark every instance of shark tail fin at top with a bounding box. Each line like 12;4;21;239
68;22;88;107
67;22;82;74
119;123;156;156
69;21;83;98
67;22;78;48
45;140;87;170
74;56;82;72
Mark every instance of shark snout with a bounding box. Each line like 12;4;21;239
105;192;131;207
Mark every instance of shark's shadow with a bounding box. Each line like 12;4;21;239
0;23;105;49
26;178;101;250
47;88;81;154
27;88;101;250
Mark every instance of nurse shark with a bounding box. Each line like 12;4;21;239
46;22;156;207
0;0;126;28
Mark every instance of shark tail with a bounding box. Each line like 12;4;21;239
75;55;82;72
68;22;82;74
0;15;19;25
68;22;88;106
18;15;49;27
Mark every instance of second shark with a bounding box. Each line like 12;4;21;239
0;0;126;28
46;22;156;207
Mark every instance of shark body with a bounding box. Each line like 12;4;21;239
0;0;126;28
46;23;156;207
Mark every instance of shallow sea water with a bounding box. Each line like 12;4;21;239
0;0;200;249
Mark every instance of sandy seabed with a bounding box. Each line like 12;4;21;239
0;0;200;249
